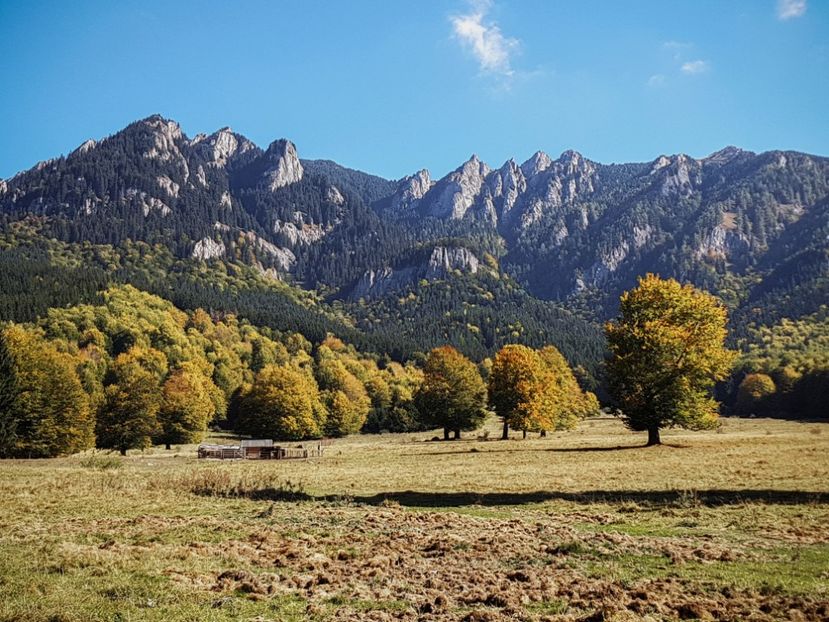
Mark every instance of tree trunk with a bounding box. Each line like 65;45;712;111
522;429;527;440
165;442;171;450
646;426;661;446
454;429;461;440
119;447;127;456
540;430;547;438
502;421;509;440
443;427;450;441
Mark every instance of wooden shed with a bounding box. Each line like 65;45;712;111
198;439;329;460
240;439;274;459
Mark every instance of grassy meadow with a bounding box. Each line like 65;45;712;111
1;416;828;621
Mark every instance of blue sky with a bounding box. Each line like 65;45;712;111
1;0;826;180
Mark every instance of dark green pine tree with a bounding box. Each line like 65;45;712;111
0;329;20;457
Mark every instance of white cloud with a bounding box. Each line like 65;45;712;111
777;0;807;20
681;60;710;75
662;40;692;60
647;74;666;87
450;0;519;77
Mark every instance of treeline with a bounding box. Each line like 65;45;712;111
732;368;828;420
413;344;599;441
726;306;829;420
0;285;425;457
0;286;600;458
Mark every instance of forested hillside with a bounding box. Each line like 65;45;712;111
1;114;828;414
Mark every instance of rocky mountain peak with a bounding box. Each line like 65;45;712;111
655;154;702;197
460;154;490;175
262;139;304;191
142;115;182;141
487;158;527;220
556;150;593;178
203;127;256;166
70;139;97;158
390;169;433;211
140;115;187;171
650;155;672;173
704;146;748;166
520;151;553;178
428;155;491;219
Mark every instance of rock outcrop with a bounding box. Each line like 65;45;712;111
428;156;491;220
326;185;345;206
192;237;226;260
262;140;303;191
350;246;480;299
425;246;480;279
390;169;432;211
156;175;180;198
695;225;750;261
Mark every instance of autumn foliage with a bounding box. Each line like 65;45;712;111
605;274;735;445
415;346;487;439
488;344;598;439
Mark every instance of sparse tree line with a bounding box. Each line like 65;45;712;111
0;275;824;459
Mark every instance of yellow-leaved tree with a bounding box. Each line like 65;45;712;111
537;345;600;431
414;346;487;440
237;365;326;440
489;344;598;439
96;346;164;455
488;344;550;439
0;325;93;458
315;352;371;437
735;373;776;416
156;362;217;449
605;274;736;446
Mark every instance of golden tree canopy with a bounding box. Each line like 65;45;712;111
605;274;736;445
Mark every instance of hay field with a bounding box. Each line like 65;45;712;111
1;417;827;621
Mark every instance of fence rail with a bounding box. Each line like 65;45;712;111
197;441;326;460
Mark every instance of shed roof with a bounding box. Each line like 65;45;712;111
241;439;273;448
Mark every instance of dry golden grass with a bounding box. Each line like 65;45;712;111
0;417;827;621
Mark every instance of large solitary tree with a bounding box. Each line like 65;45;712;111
415;346;487;439
605;274;735;446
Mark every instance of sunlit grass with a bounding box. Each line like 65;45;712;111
1;417;827;620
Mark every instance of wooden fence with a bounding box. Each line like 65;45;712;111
197;440;328;460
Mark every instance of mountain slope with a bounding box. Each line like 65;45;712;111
2;115;828;381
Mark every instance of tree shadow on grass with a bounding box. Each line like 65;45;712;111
415;443;690;457
228;487;829;507
341;489;828;508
